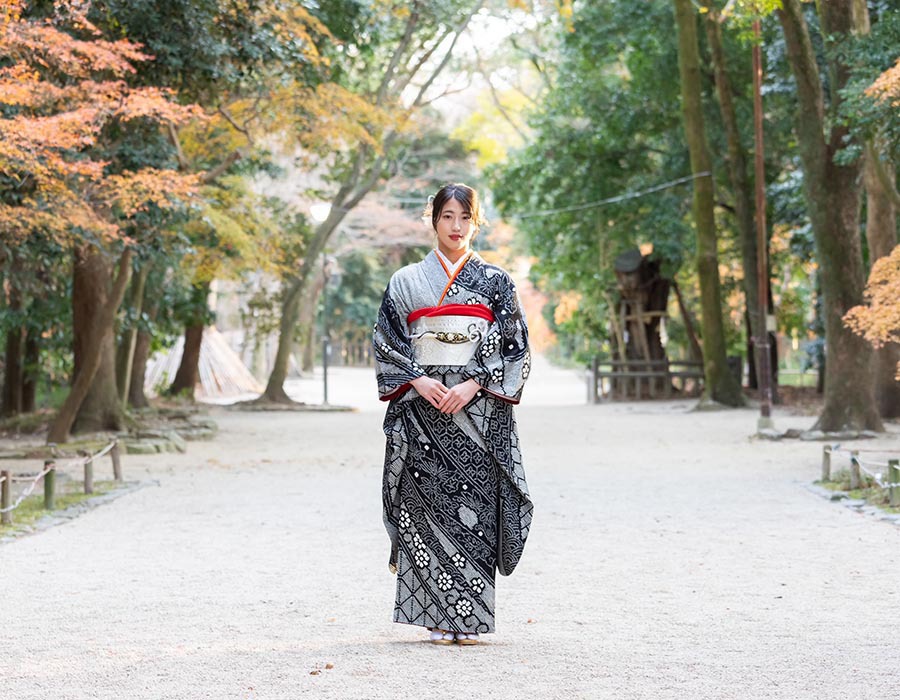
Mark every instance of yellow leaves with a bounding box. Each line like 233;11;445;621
866;58;900;108
554;291;582;326
264;3;332;67
845;244;900;378
450;88;529;168
295;83;396;155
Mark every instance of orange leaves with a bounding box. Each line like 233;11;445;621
0;2;202;246
866;58;900;108
99;169;201;219
2;22;147;80
845;244;900;378
115;87;205;125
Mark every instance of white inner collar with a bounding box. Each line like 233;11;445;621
436;248;468;276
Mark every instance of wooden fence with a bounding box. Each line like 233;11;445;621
0;440;122;525
587;358;705;402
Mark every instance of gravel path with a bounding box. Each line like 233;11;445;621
2;358;899;700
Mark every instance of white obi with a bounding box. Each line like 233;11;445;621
408;305;493;367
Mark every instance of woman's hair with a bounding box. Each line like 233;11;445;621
425;183;487;232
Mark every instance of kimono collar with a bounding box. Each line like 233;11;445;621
435;248;469;276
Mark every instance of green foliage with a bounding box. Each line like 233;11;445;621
834;3;900;166
491;0;694;351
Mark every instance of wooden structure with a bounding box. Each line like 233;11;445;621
591;248;704;402
588;358;704;402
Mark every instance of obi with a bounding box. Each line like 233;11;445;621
407;303;494;367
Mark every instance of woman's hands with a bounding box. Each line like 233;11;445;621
410;376;447;409
410;376;481;414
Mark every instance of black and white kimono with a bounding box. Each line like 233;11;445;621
374;250;533;634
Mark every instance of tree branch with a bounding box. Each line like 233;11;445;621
201;150;242;184
473;44;527;140
376;2;422;106
166;123;190;170
411;6;481;107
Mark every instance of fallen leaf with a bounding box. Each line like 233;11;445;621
325;663;334;670
310;670;321;676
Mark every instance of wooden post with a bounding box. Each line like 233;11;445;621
821;445;832;482
1;470;11;525
889;459;899;508
44;459;56;510
589;356;599;404
81;450;94;495
849;452;860;490
110;441;122;481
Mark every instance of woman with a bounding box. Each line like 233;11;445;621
373;183;533;646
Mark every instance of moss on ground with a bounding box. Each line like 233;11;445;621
817;468;900;515
1;479;121;538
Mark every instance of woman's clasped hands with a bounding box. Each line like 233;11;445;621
410;376;481;414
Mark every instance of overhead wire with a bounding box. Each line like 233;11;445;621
512;171;711;220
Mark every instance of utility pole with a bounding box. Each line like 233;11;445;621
753;18;774;430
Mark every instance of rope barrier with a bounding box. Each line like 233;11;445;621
825;444;900;493
0;439;119;517
0;465;53;514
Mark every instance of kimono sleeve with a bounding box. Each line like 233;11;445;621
462;270;531;404
373;278;426;401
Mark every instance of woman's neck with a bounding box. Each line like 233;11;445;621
437;246;470;264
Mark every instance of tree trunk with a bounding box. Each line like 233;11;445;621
673;0;744;406
48;248;133;444
298;281;323;374
778;0;882;431
167;324;204;397
128;328;152;409
704;6;765;390
259;204;344;403
166;281;209;398
22;327;39;413
863;151;900;417
71;248;127;435
1;325;24;417
261;277;304;402
116;262;150;406
128;279;161;409
852;0;898;417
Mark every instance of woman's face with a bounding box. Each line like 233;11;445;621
435;197;475;261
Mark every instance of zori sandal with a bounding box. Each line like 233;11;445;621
429;629;455;645
455;632;479;646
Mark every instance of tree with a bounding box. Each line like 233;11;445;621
841;4;900;417
673;0;744;406
777;0;882;431
844;244;900;381
0;1;200;441
259;0;485;403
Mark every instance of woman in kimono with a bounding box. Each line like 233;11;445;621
373;183;533;646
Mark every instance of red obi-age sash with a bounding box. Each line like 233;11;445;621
407;303;494;324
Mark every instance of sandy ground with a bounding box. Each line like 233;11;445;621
1;356;899;700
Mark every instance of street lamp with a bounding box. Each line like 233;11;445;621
320;254;341;405
309;202;337;405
